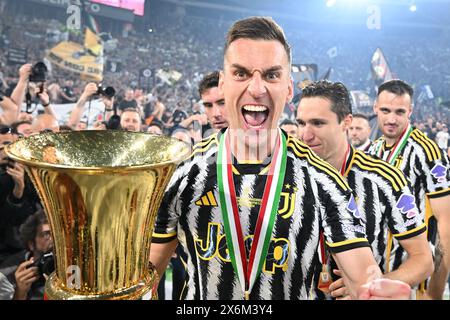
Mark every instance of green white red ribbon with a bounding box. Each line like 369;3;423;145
217;128;287;299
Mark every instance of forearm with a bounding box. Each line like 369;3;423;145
67;97;88;128
332;247;381;300
10;80;27;108
426;257;449;299
383;253;433;287
43;104;57;118
0;98;19;125
149;239;178;279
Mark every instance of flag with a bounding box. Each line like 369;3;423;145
371;48;393;85
47;41;103;81
320;67;333;80
291;64;318;83
327;46;338;59
156;69;182;86
84;27;102;57
416;85;434;103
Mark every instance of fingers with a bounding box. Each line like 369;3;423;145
358;279;411;300
329;277;344;292
331;287;348;298
16;258;35;273
333;269;342;277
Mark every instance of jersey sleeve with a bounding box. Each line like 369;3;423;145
385;180;427;241
320;179;370;253
152;163;186;243
415;137;450;199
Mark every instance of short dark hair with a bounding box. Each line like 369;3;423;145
198;71;220;97
280;119;298;127
352;113;369;123
10;120;32;134
377;79;414;99
149;119;164;131
19;209;48;248
224;17;291;66
300;80;352;122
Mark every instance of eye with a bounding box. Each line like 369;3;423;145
265;71;280;81
234;70;248;80
296;119;305;127
311;120;325;127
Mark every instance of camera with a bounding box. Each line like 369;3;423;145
29;62;48;83
96;84;116;99
29;252;55;276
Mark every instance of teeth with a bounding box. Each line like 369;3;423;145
242;105;268;112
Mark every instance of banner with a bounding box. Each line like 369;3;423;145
371;48;393;85
156;69;182;86
15;100;106;128
47;41;103;81
350;90;373;111
7;48;28;65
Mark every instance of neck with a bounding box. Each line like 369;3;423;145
328;140;349;172
385;122;410;146
228;128;279;162
385;136;399;147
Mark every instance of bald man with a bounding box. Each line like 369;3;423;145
31;114;60;134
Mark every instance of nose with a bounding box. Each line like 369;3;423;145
386;114;397;124
212;105;222;118
247;72;267;98
300;125;315;143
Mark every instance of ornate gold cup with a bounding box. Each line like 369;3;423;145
5;131;190;300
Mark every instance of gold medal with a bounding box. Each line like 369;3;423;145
317;265;332;294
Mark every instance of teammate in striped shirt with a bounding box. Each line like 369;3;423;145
150;17;411;300
368;79;450;299
296;80;433;299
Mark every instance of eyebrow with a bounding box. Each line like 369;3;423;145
230;64;284;74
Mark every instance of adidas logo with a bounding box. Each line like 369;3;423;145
195;191;218;207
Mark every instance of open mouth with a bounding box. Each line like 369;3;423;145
241;105;269;129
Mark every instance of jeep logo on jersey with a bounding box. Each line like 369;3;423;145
347;194;361;219
396;194;418;219
431;164;447;183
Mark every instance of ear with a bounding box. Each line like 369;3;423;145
343;114;353;131
286;77;294;103
218;70;225;96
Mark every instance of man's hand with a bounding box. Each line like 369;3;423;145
329;269;350;300
14;258;40;300
37;90;50;106
358;278;411;300
18;64;32;82
6;162;25;199
80;83;99;101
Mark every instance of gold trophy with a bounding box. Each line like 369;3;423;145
5;131;190;300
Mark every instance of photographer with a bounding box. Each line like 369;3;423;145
0;125;40;265
67;83;115;130
0;210;53;300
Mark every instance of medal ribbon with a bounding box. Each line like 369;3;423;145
375;124;413;165
217;128;287;299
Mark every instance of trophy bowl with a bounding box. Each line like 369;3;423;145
5;130;190;300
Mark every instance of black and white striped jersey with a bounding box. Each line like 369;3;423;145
368;128;450;270
153;131;370;300
345;147;426;272
313;146;426;300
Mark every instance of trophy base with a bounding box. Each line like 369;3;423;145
44;267;159;300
